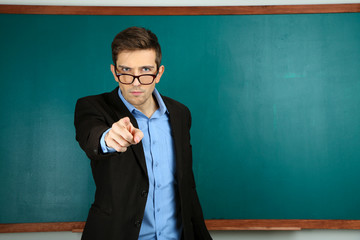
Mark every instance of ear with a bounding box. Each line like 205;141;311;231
110;64;119;83
155;65;165;84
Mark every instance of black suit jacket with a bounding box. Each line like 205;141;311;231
74;88;212;240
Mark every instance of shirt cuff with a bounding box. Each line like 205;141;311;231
100;128;116;154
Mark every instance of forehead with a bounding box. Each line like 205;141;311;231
116;49;156;67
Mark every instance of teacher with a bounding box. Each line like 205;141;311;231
74;26;212;240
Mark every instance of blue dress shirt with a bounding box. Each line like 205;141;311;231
100;88;182;240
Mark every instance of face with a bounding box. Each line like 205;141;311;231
111;49;164;113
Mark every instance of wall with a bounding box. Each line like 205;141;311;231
0;0;360;239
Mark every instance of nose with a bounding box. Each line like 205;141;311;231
132;76;141;86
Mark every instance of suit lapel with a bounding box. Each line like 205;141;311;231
163;98;184;182
108;88;148;178
107;88;186;182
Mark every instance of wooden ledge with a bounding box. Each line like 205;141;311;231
1;220;360;233
205;219;360;230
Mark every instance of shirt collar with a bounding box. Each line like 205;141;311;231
118;87;168;116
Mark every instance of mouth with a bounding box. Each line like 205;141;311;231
130;91;144;96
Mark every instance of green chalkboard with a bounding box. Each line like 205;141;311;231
0;13;360;224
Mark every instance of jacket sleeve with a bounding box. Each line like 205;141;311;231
74;97;118;161
192;183;213;240
187;107;213;240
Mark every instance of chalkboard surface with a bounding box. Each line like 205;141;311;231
0;13;359;224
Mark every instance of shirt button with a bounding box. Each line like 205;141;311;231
134;220;141;228
159;232;162;236
155;162;159;167
157;184;161;188
157;208;160;212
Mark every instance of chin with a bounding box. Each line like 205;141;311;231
129;99;144;106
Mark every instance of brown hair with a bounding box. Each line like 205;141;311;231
111;26;162;69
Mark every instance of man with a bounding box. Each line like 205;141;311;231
74;26;212;240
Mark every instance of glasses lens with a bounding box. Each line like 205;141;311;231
119;75;133;84
139;75;155;85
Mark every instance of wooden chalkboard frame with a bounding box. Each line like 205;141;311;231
0;3;360;232
0;4;360;15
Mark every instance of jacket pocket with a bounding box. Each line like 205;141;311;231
82;205;113;240
89;204;112;216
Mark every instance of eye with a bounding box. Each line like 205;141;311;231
142;67;151;72
121;67;130;72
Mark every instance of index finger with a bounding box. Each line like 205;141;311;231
133;128;144;144
118;117;138;144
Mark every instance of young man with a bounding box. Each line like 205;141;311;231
74;27;212;240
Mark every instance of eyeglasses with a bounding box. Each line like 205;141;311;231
115;71;158;85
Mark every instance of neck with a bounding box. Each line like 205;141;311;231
136;95;159;118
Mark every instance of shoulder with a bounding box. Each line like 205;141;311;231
161;95;190;115
161;95;192;128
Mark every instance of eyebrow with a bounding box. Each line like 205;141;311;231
117;65;155;70
141;65;155;69
117;65;131;69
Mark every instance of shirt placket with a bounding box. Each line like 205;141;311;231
148;117;164;239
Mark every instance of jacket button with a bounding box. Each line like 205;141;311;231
134;220;142;228
141;190;148;197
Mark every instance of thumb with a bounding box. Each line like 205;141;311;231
133;129;144;144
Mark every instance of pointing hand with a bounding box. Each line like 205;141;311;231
104;117;144;152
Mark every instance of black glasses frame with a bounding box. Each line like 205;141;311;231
115;70;158;85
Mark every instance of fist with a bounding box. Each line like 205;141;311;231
104;117;144;152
